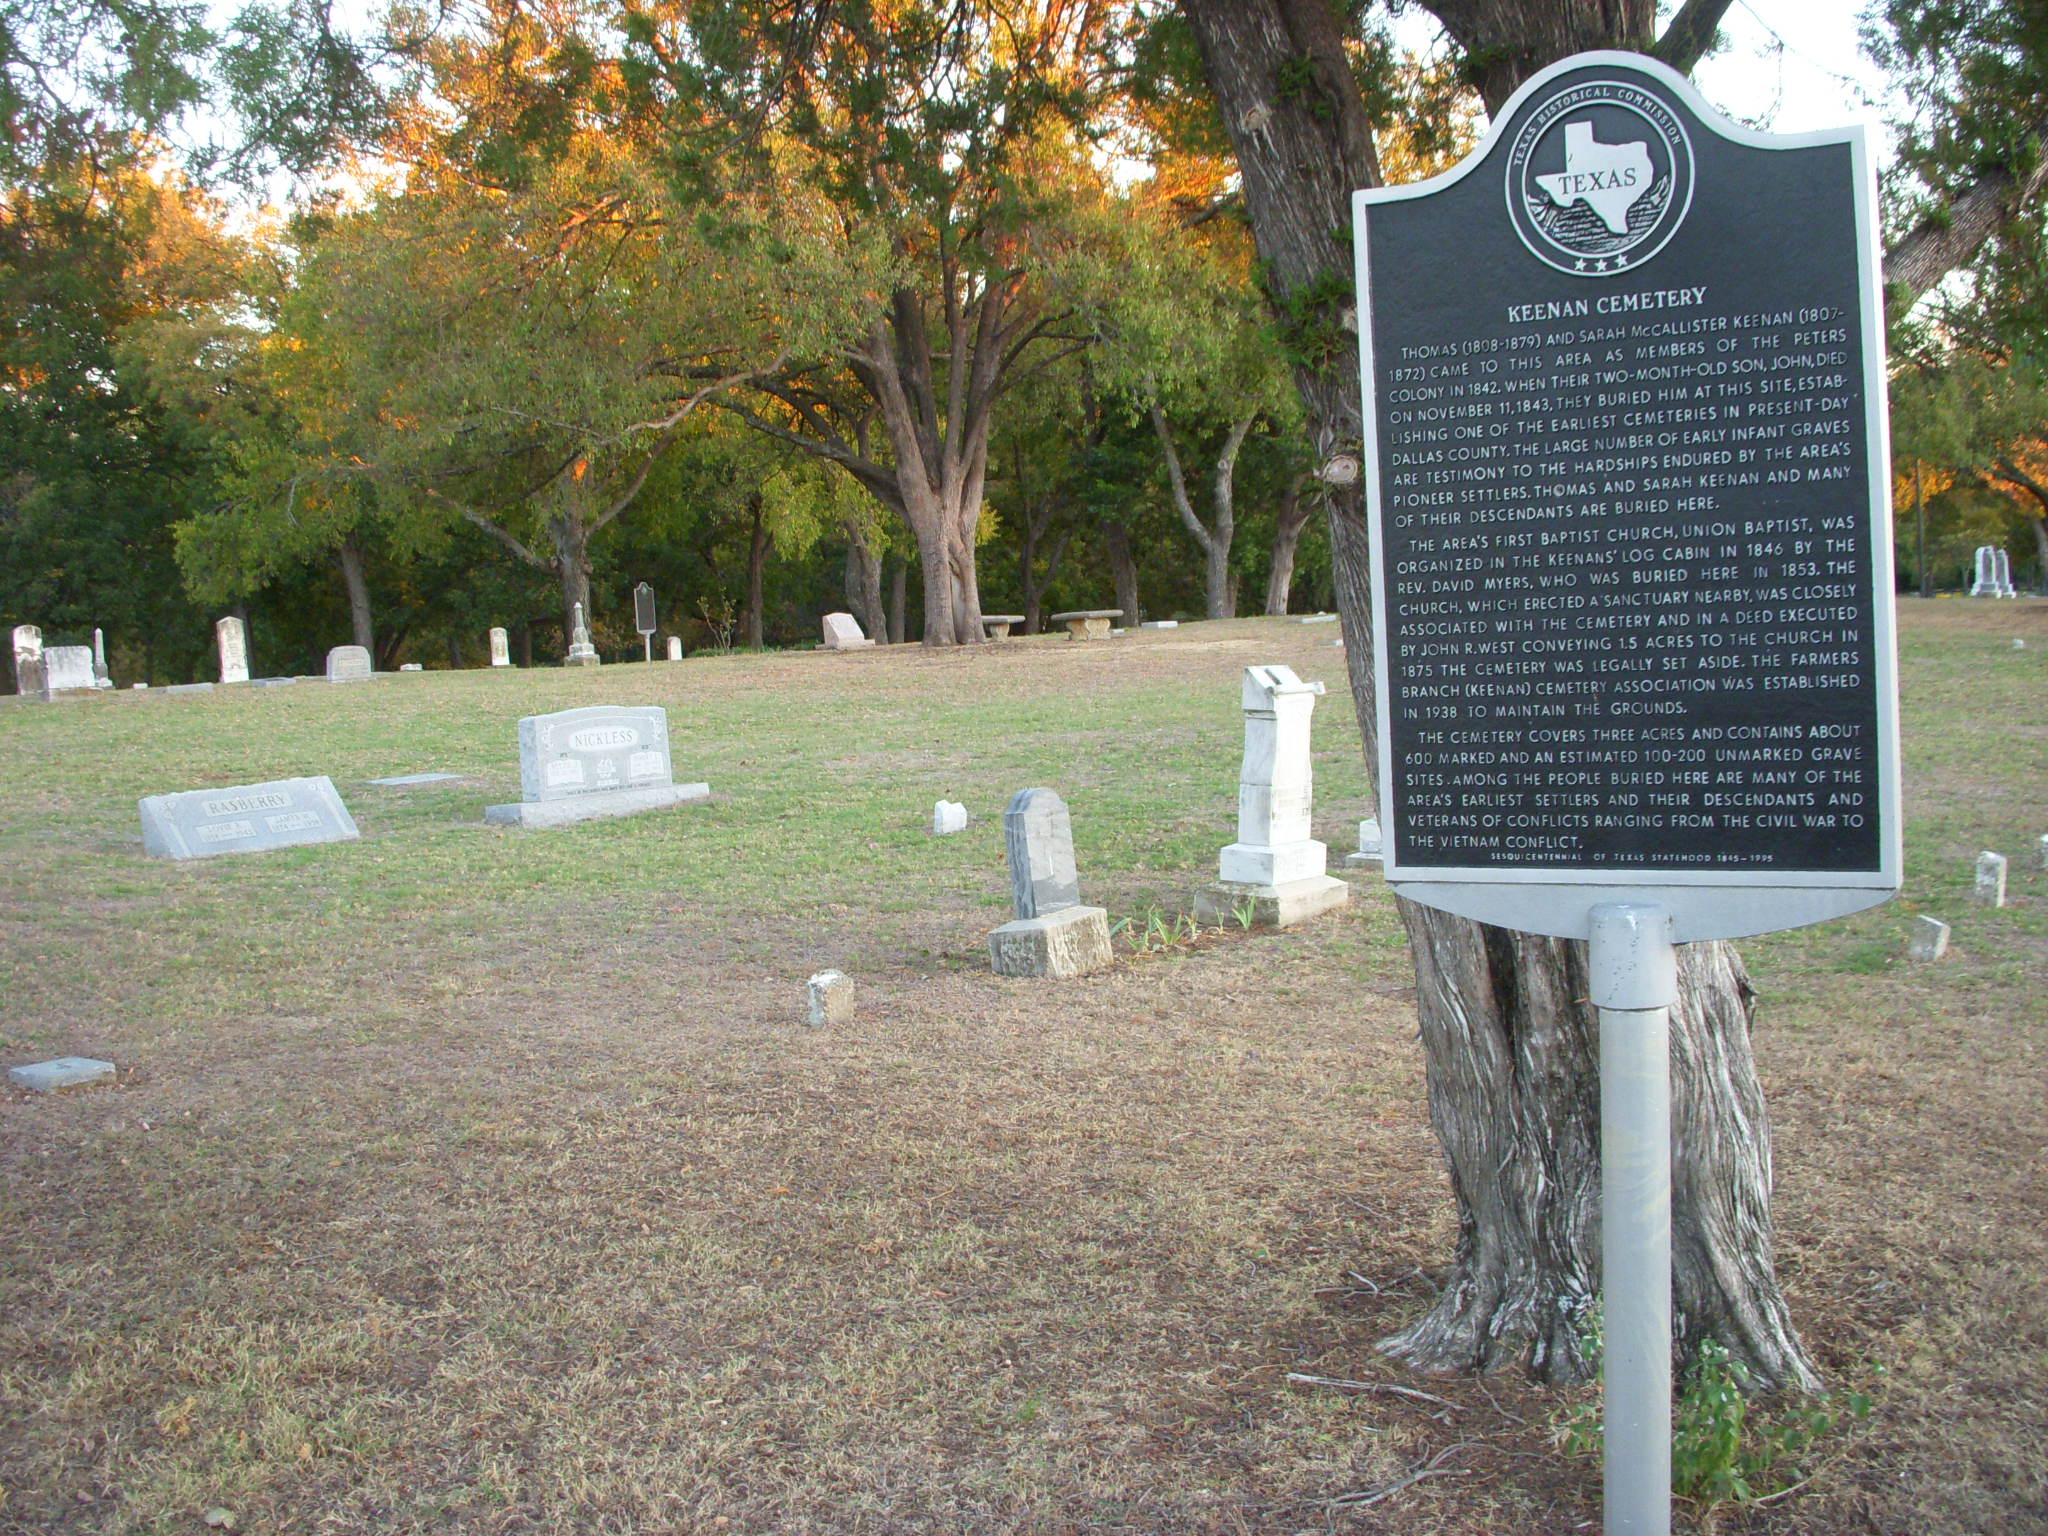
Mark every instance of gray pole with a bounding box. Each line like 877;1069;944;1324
1589;902;1677;1536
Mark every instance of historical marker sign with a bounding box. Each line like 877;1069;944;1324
1355;52;1900;942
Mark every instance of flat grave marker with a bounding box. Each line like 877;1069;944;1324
139;776;361;859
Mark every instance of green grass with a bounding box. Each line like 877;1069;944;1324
0;608;2041;1536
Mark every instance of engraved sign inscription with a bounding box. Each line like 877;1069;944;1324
1355;53;1900;907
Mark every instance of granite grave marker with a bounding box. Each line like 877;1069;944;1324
139;776;361;859
485;705;707;827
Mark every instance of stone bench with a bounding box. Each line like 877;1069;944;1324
1047;609;1122;640
981;614;1027;639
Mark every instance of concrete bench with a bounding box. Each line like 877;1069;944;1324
981;614;1027;639
1048;609;1122;640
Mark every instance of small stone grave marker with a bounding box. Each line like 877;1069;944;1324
1906;915;1949;962
1975;851;2008;907
485;705;707;827
10;1057;116;1092
1344;815;1385;869
139;776;360;859
370;772;462;787
806;970;853;1027
565;602;600;667
92;629;113;689
666;635;683;661
489;627;511;667
325;645;372;683
1140;620;1179;630
932;800;967;835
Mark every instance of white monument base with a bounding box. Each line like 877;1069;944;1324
1195;874;1350;929
485;782;708;827
989;904;1112;979
564;649;601;668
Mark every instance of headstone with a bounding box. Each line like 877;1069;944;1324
1994;546;2017;597
1974;850;2007;907
932;799;967;835
1003;788;1081;919
9;1057;116;1092
1970;546;1995;596
806;970;853;1028
1140;620;1179;629
484;705;708;827
215;616;249;684
1906;915;1949;962
91;628;113;689
1195;665;1351;927
2038;833;2048;871
666;635;683;661
166;682;214;695
251;676;299;687
139;776;360;859
1294;613;1339;624
370;772;462;787
325;645;373;683
489;627;511;667
565;602;600;667
988;786;1112;979
1344;814;1385;869
11;624;43;697
821;611;875;650
397;663;423;672
41;646;97;696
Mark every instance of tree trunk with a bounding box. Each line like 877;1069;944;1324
744;495;770;651
1105;520;1140;627
338;535;375;653
1265;475;1314;615
845;523;888;641
887;557;907;644
1178;0;1817;1389
1152;404;1251;622
518;621;532;668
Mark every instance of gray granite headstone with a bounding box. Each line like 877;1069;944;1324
325;644;372;682
515;705;673;801
11;624;42;696
42;646;97;695
139;776;361;859
10;1057;116;1092
1004;788;1081;920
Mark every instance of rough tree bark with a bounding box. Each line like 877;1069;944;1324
1264;473;1315;615
743;495;771;651
844;523;888;642
1103;520;1140;626
1153;405;1255;621
337;535;375;653
1178;0;1817;1388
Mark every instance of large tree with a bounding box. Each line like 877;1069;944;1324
1170;0;2048;1389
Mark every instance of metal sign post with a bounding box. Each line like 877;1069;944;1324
633;582;657;663
1352;52;1902;1534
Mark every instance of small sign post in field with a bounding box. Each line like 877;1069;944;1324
634;582;658;663
1354;52;1901;1536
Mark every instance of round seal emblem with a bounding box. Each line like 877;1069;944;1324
1505;76;1694;276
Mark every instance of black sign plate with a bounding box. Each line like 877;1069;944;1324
1357;53;1899;894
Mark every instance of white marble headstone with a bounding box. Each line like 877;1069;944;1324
489;627;510;667
92;628;113;688
1220;664;1328;886
216;616;250;684
666;635;683;661
1975;850;2008;907
41;646;97;695
11;624;43;696
821;612;874;649
325;645;373;682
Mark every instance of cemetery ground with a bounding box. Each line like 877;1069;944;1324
0;606;2041;1536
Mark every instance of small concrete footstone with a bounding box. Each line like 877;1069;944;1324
1906;915;1950;962
1343;815;1384;869
932;800;967;834
10;1057;115;1092
821;612;876;649
989;903;1113;979
1975;850;2008;907
806;970;853;1027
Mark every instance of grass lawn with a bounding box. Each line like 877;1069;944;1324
0;606;2041;1535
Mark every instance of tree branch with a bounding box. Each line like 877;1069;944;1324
1651;0;1739;76
419;486;553;571
1886;114;2048;312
